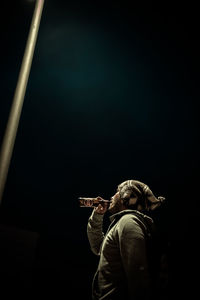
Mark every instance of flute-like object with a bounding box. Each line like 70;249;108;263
78;197;111;207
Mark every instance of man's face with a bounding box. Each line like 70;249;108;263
108;192;123;214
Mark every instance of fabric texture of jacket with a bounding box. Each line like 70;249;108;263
87;209;155;300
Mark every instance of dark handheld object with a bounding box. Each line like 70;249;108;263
78;197;111;208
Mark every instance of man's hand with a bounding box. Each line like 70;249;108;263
94;196;108;214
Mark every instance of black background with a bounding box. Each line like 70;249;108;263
0;0;199;298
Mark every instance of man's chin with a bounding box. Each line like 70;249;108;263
108;206;117;215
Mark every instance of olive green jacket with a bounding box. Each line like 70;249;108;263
87;209;154;300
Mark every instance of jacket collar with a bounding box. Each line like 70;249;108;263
109;209;153;225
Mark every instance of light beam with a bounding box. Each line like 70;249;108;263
0;0;45;205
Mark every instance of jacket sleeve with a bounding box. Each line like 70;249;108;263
118;216;150;300
87;209;105;256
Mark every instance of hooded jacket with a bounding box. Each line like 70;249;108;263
87;209;154;300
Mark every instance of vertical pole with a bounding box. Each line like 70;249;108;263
0;0;45;205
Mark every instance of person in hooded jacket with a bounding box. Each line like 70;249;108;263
86;179;166;300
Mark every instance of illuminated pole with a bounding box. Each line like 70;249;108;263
0;0;45;205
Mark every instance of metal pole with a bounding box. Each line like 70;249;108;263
0;0;45;205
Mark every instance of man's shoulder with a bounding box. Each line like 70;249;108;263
116;210;154;234
116;212;142;230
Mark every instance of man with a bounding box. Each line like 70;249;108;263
86;179;165;300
